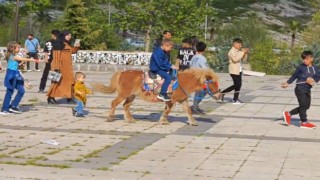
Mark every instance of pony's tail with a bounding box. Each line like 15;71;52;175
91;72;121;94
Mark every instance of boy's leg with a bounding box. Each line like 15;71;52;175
157;70;171;94
74;99;84;115
39;62;51;91
2;88;14;112
297;93;310;122
193;90;206;109
10;81;25;109
221;73;236;93
26;62;31;71
233;73;242;101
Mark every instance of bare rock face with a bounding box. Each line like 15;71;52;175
250;0;312;27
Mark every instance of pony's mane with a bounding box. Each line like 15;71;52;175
180;68;218;83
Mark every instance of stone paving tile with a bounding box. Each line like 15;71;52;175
1;70;320;179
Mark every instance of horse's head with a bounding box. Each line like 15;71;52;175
203;73;220;98
188;68;220;98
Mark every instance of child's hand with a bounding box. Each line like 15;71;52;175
306;77;315;86
281;82;289;88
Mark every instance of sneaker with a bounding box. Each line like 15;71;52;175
9;106;22;114
75;113;85;117
300;122;316;129
0;111;12;115
232;99;244;104
157;93;171;102
282;111;291;126
38;89;45;93
27;69;32;72
217;94;225;103
35;69;41;72
72;108;76;116
191;107;205;115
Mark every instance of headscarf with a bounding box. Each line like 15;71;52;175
53;30;71;50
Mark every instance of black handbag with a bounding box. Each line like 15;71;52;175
48;69;62;82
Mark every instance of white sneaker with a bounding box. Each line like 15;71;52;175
35;69;41;72
27;69;32;72
232;100;244;104
0;111;12;115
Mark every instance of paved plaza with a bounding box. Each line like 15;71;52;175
1;64;320;180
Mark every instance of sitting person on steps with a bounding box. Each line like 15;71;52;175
149;39;178;101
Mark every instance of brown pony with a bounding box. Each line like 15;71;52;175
91;68;219;125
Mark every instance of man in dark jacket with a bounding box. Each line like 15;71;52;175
150;39;178;101
38;30;60;93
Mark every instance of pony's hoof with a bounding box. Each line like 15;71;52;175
106;116;114;122
159;117;170;125
159;121;170;125
125;119;136;123
187;122;198;126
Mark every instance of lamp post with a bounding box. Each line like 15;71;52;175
14;0;20;41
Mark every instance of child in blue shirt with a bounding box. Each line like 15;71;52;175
0;41;42;114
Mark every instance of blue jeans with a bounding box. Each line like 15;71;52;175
193;90;206;108
74;99;84;114
156;70;171;94
2;80;25;112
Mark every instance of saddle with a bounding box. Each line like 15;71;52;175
142;70;178;94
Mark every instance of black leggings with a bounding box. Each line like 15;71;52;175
221;73;242;101
290;92;311;122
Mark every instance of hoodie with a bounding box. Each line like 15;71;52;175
287;64;320;93
149;47;172;72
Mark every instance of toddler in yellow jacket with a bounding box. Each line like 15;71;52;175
72;72;93;117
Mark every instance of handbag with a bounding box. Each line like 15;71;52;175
48;69;62;82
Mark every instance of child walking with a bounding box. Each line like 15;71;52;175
282;51;320;129
72;72;93;117
0;41;42;114
190;41;221;114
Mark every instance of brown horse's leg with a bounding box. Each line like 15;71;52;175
123;95;136;123
182;100;198;126
159;102;174;125
108;96;125;122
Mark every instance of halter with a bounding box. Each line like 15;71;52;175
204;80;215;97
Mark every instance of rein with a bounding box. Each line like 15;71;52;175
193;80;218;100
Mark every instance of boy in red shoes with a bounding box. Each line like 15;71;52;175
281;51;320;129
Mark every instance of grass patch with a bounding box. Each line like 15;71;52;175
97;167;109;171
69;158;83;162
82;145;111;158
28;97;39;103
43;149;64;155
71;143;84;146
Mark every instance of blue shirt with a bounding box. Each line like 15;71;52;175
25;38;39;52
149;47;172;72
7;54;18;70
190;54;209;69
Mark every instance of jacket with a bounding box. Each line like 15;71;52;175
287;64;320;93
228;47;245;75
149;47;172;72
74;81;92;103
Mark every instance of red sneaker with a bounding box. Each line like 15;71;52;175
282;111;291;126
300;122;316;129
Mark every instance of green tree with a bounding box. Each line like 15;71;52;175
57;0;91;49
250;38;278;74
110;0;214;52
288;20;300;49
215;15;269;48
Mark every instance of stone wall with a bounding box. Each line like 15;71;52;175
0;47;152;66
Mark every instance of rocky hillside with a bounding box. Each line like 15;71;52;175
213;0;312;44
